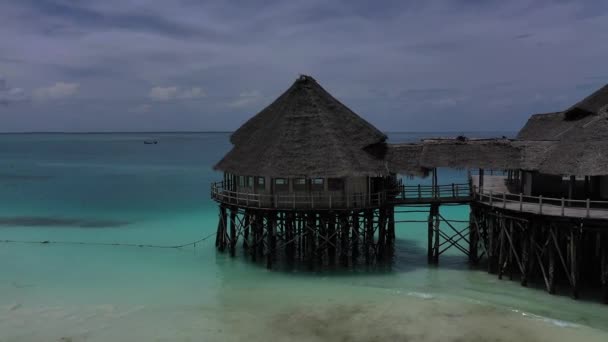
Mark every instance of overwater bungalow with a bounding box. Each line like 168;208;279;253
515;84;608;200
213;74;398;210
210;76;608;302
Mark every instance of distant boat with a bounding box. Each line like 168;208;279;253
143;140;158;145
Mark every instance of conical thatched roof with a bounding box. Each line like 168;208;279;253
215;75;389;177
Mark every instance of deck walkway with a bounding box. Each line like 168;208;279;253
389;183;472;205
471;175;608;220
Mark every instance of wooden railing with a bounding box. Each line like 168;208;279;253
474;186;608;218
211;182;386;210
393;183;472;201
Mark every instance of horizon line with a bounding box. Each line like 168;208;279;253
0;129;516;135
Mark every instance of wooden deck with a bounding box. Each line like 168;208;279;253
472;175;608;220
389;183;472;205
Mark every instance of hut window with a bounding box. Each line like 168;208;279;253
248;176;254;187
311;178;324;191
238;176;245;187
255;176;265;191
274;178;289;192
328;178;344;191
294;178;307;191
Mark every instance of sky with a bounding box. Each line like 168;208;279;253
0;0;607;133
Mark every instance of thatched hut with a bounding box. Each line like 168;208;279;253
213;75;395;209
514;84;608;199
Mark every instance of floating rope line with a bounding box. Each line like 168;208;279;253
0;232;217;249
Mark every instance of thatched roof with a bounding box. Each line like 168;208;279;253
386;138;524;174
215;75;390;177
418;138;520;170
385;144;427;176
514;83;608;176
564;84;608;120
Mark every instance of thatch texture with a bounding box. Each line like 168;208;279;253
418;138;520;170
516;112;571;140
514;83;608;176
215;75;389;177
532;113;608;176
564;84;608;120
385;144;428;176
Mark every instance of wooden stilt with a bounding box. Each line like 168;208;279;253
433;205;440;264
548;225;556;294
570;227;579;299
427;206;434;263
339;214;349;266
601;233;608;304
352;211;360;262
498;217;506;280
487;215;495;273
266;213;275;269
328;214;337;264
468;208;479;264
243;212;250;250
521;222;530;287
365;210;373;264
229;209;237;257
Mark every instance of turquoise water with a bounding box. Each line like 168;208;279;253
1;132;607;341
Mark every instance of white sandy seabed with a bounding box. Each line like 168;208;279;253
2;278;608;342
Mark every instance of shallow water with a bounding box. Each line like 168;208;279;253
0;132;607;341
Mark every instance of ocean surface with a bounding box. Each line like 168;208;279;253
0;132;607;342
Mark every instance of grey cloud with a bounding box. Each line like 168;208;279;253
0;0;607;132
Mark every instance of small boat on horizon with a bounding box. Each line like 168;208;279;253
143;140;158;144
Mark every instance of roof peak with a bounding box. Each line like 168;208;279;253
297;74;316;83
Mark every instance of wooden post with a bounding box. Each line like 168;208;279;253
521;222;530;287
548;226;556;294
488;216;495;273
339;214;349;266
498;217;506;280
427;205;434;263
586;198;590;218
229;209;237;257
503;192;506;209
365;210;373;264
433;205;440;264
561;198;565;216
387;206;395;251
519;193;523;211
468;208;478;264
352;211;360;261
539;195;543;215
243;212;250;249
570;227;579;299
601;232;608;304
479;168;485;192
328;214;336;264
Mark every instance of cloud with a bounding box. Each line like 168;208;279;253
1;0;608;131
148;86;206;101
229;90;262;108
129;103;151;113
148;86;178;101
0;77;27;105
33;82;79;100
178;87;206;99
